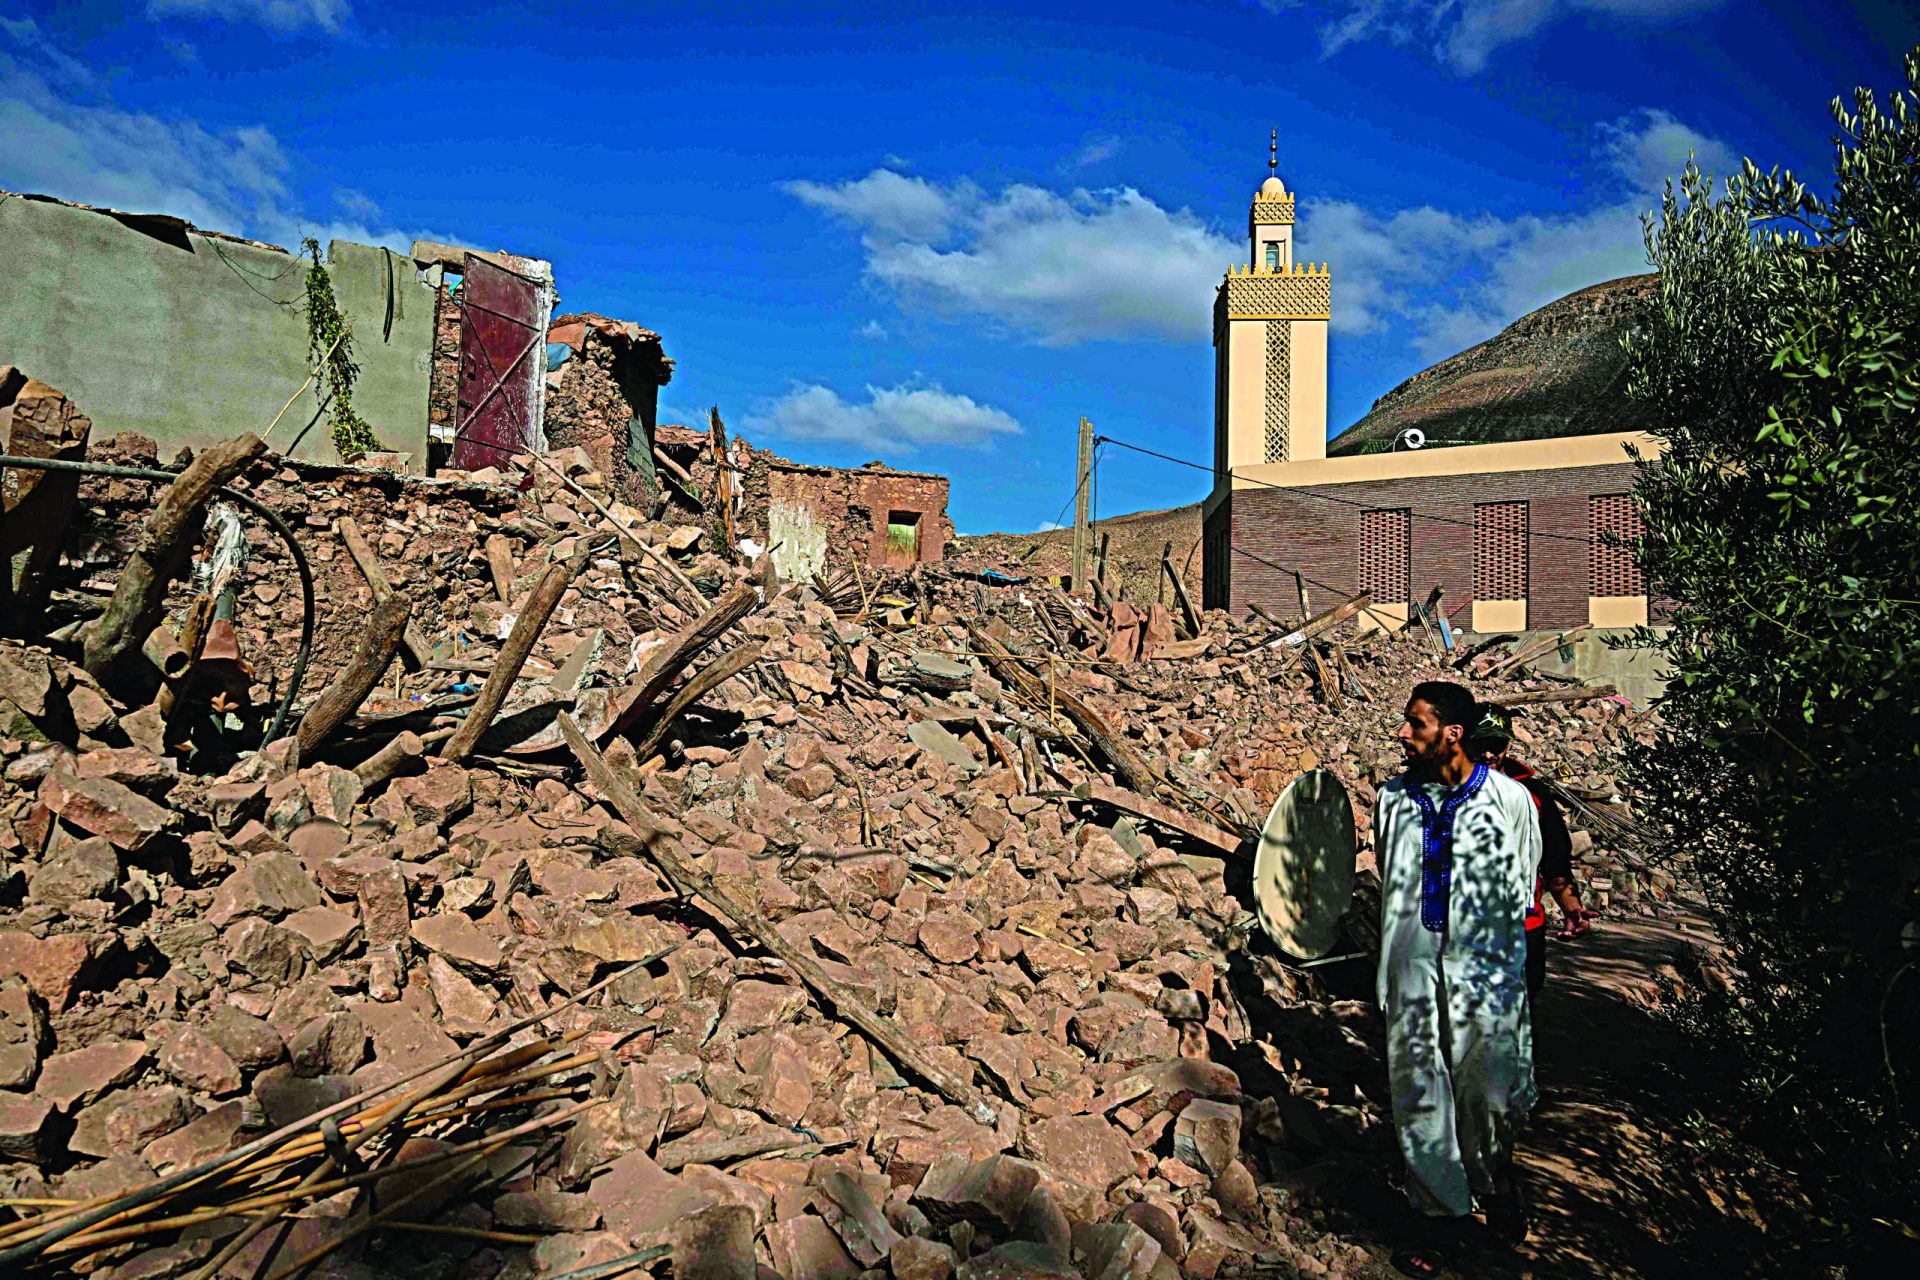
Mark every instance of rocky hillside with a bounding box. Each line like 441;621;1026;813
1328;273;1658;455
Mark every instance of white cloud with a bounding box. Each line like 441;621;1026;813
785;169;959;242
854;319;888;339
748;382;1022;453
0;25;432;254
146;0;352;35
1597;107;1737;187
788;168;1237;345
0;16;97;86
1066;135;1121;169
1304;0;1726;73
1034;520;1068;532
1299;107;1731;359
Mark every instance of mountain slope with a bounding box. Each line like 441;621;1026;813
1328;273;1657;455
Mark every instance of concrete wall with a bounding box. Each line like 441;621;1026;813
0;197;433;470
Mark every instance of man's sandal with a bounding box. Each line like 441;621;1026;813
1555;914;1592;941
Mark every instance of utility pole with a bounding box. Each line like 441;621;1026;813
1071;417;1093;593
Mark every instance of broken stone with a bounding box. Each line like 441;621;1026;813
0;929;103;1009
39;769;174;852
426;954;497;1037
669;1201;755;1280
27;835;119;909
69;1085;193;1159
203;1006;286;1071
1017;1114;1133;1192
280;906;359;963
225;917;302;985
0;1092;54;1162
410;911;504;971
288;1011;367;1077
39;1039;149;1111
766;1213;862;1280
207;852;324;925
0;980;51;1090
148;1021;244;1096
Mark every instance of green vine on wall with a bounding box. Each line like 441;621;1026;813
300;238;380;461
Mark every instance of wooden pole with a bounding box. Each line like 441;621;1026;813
81;434;266;679
442;549;587;762
483;534;517;603
335;518;433;671
632;643;763;760
603;582;760;742
294;595;410;754
1163;547;1202;639
1071;416;1092;593
560;714;1002;1128
710;407;736;556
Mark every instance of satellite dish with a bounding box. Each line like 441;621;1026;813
1252;769;1358;960
1398;428;1427;450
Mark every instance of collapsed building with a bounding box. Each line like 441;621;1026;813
0;407;1669;1279
0;189;949;579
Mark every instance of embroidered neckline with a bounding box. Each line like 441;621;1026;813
1407;763;1490;934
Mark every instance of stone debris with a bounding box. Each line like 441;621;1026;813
0;425;1667;1278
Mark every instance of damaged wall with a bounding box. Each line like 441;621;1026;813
0;194;436;471
738;453;953;582
540;315;673;507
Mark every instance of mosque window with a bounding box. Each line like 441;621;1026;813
1264;242;1280;271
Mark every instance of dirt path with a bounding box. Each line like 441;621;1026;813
1498;905;1762;1278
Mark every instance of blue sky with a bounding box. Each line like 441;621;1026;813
3;2;1915;533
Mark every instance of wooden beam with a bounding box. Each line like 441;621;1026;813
1500;684;1617;706
1072;781;1246;856
443;550;585;761
295;594;410;754
336;517;434;671
603;582;760;742
1162;547;1201;639
81;434;264;679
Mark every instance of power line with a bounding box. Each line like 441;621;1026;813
1086;428;1374;609
1093;432;1614;548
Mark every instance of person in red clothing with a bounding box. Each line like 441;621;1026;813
1466;704;1597;999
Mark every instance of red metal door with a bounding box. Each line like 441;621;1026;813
452;254;544;472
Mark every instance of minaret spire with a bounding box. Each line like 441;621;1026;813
1269;128;1278;176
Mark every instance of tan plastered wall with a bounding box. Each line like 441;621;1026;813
1474;599;1528;632
1225;317;1268;469
1232;430;1660;490
1358;601;1410;633
1251;221;1293;269
1588;595;1649;627
1287;318;1328;462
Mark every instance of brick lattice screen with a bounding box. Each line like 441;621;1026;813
1589;493;1645;595
1474;501;1529;600
1358;508;1411;604
1263;323;1291;463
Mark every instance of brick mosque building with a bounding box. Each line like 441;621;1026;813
1200;140;1661;635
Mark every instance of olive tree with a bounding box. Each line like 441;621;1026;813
1623;49;1920;1206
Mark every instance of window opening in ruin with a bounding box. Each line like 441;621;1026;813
1264;241;1280;271
886;510;922;561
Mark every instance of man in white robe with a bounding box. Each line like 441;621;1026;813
1376;681;1541;1259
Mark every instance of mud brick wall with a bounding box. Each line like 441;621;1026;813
428;283;461;435
1206;460;1640;627
542;331;655;505
739;454;954;573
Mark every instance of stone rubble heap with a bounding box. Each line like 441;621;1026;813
0;431;1660;1280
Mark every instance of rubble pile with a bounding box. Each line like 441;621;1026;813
0;429;1661;1280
